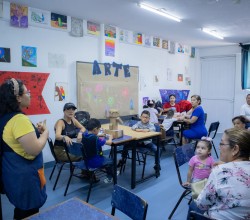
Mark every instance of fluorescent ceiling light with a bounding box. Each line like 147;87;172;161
138;3;181;22
202;28;224;40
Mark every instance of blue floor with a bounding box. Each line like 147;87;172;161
1;134;222;220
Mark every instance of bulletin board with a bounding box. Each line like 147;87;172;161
76;61;139;119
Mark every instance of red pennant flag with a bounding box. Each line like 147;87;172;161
0;71;50;115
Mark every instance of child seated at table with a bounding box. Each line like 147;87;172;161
131;110;160;170
146;99;162;124
161;109;177;136
81;118;115;183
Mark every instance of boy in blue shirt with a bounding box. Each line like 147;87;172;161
82;118;114;183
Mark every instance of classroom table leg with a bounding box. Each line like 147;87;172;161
112;144;118;185
131;141;136;189
155;136;160;177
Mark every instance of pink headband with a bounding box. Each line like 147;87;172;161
10;78;19;96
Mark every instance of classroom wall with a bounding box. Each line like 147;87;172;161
1;1;196;162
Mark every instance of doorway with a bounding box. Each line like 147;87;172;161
200;56;236;133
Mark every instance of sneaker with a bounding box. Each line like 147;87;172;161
103;177;113;184
116;170;120;176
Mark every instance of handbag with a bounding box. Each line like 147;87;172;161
191;178;207;199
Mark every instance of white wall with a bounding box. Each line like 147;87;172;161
1;1;197;162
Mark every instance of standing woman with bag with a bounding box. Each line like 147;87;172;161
0;78;49;219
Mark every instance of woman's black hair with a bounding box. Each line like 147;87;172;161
232;115;247;124
0;78;24;116
169;94;176;99
86;118;101;131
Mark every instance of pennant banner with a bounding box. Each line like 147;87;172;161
0;71;50;115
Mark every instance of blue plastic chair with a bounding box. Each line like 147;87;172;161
111;184;148;220
168;143;195;219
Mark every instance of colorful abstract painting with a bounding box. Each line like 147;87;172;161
178;74;183;82
0;71;50;115
177;43;185;53
55;82;67;101
87;21;100;36
29;8;50;26
104;25;116;38
0;47;11;63
133;32;142;45
22;46;37;67
51;12;67;29
105;39;115;57
10;3;28;28
71;17;83;37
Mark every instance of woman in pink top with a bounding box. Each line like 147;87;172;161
183;137;215;186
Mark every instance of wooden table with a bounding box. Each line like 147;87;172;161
102;124;161;189
26;197;119;220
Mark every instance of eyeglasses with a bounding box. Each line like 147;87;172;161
219;143;230;146
24;90;31;97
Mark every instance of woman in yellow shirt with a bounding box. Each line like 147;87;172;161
0;78;49;219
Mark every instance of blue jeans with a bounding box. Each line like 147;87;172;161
187;201;205;220
138;142;160;165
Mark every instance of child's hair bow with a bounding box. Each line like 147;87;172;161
201;136;212;142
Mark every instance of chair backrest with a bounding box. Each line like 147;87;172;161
47;137;60;163
111;184;148;220
190;211;214;220
154;124;161;132
208;121;220;139
173;143;195;185
75;111;90;127
204;113;207;124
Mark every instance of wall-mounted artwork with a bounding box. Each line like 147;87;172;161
0;47;11;63
87;21;100;36
119;29;132;43
29;8;50;27
0;0;3;18
105;39;115;57
162;39;168;49
185;77;191;85
143;97;149;106
133;32;142;45
10;3;28;28
48;52;66;68
70;17;83;37
0;71;50;115
104;25;116;38
178;74;183;82
144;35;151;47
159;89;190;104
22;46;37;67
167;68;173;81
191;47;195;58
177;43;184;53
153;75;160;86
51;12;67;29
153;37;160;48
169;41;175;54
55;82;67;101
